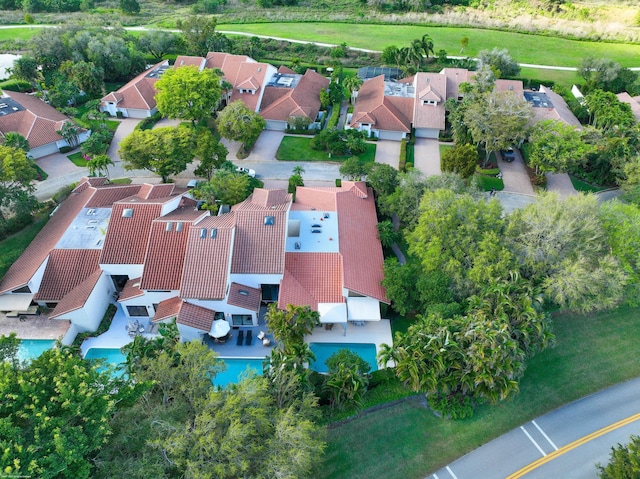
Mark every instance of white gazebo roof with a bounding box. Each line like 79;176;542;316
318;302;347;323
347;297;381;321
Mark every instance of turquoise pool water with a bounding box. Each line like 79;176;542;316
309;343;378;373
18;340;56;362
215;358;264;388
84;347;127;375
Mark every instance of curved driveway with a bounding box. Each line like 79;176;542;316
429;377;640;479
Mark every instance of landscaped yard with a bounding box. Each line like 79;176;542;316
316;305;640;479
570;175;610;193
67;151;88;167
276;136;376;163
0;211;51;278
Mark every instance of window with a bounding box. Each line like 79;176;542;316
176;222;183;232
264;216;275;226
166;222;173;232
210;228;217;239
127;306;149;317
122;208;133;218
200;228;207;239
214;311;225;321
232;314;253;326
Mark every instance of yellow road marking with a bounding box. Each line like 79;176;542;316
506;412;640;479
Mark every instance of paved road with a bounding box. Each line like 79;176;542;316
429;377;640;479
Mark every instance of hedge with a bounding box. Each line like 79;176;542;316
327;102;340;129
399;138;407;172
0;79;31;92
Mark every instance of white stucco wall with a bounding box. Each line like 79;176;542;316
99;264;144;278
177;323;205;343
25;257;49;294
119;290;179;318
59;274;114;333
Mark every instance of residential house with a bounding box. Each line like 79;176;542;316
100;61;171;118
616;92;640;123
0;90;90;158
524;85;582;128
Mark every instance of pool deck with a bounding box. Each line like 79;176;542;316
81;305;153;356
0;312;71;340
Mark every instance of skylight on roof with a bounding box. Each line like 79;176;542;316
122;208;133;218
200;228;207;239
264;216;275;226
176;222;183;232
166;222;173;232
210;228;217;239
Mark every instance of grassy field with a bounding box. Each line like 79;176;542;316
218;23;640;68
0;211;51;279
317;305;640;479
276;135;376;163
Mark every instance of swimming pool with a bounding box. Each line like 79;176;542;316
309;343;378;373
215;358;264;388
84;347;128;375
18;339;56;362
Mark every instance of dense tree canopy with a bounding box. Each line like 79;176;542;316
0;145;38;220
440;143;478;178
217;100;266;149
155;66;222;124
597;435;640;479
477;47;521;77
527;120;595;174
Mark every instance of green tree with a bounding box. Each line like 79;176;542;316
506;193;627;313
10;55;40;86
584;89;636;132
339;156;370;181
265;303;320;356
155;65;221;125
177;16;229;56
119;0;139;14
87;154;113;179
477;47;521;77
136;31;180;61
325;349;371;411
0;145;37;220
0;348;141;479
440;143;478;178
343;75;363;103
118;125;196;182
527;120;595;174
377;219;399;248
597;435;640;479
367;162;398;201
60;60;105;98
1;132;30;152
193;127;228;180
464;90;533;167
580;57;639;95
217;100;266;150
196;168;260;209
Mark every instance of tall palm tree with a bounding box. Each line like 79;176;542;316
421;34;435;60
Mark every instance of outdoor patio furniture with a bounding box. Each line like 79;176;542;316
257;331;266;341
236;330;244;346
262;337;271;347
245;330;253;346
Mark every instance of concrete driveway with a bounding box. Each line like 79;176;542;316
244;130;284;162
413;138;441;176
498;149;535;195
107;118;139;163
546;172;577;197
374;140;400;169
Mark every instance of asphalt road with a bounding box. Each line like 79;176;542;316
429;377;640;479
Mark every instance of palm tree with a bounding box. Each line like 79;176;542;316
1;132;30;153
292;165;305;176
343;75;363;104
421;34;435;60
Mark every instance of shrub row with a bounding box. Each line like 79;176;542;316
135;112;163;131
0;79;31;92
0;214;34;242
327;103;340;129
399;138;407;171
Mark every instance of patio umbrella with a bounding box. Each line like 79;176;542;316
211;319;231;339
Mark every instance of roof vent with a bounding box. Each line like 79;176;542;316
264;216;275;226
166;222;173;232
311;229;321;233
311;224;322;228
239;289;249;296
210;228;217;239
323;213;330;219
122;208;133;218
294;241;301;249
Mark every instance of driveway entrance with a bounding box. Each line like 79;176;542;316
414;139;441;176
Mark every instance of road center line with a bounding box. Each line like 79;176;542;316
532;420;558;451
446;466;459;479
507;411;640;479
520;425;547;457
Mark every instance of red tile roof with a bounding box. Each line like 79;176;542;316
85;185;144;208
174;56;206;69
119;277;144;301
34;249;101;302
153;297;214;331
0;181;95;294
0;90;84;148
440;68;473;101
351;75;412;133
290;187;338;212
531;85;582;128
50;269;102;318
261;69;329;122
180;214;235;300
100;61;167;112
412;72;447;130
140;208;208;291
279;253;344;309
231;190;291;274
227;282;261;311
152;296;183;322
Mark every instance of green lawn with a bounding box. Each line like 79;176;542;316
0;211;51;279
570;175;609;193
219;23;640;68
475;174;504;191
317;305;640;479
276;136;376;163
67;152;88;167
518;66;581;89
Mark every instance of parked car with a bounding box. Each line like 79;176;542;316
236;167;256;177
501;148;515;162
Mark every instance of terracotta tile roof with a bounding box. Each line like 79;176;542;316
85;185;143;208
0;181;95;294
231;190;291;274
279;253;344;309
50;269;102;318
152;296;183;322
100;61;168;111
495;79;524;97
290;187;338;211
278;65;296;74
249;188;291;209
180;214;235;300
351;76;412;133
227;282;261;311
174;56;206;69
119;277;144;301
440;68;473;100
336;184;388;303
0;91;84;148
412;72;447;130
100;202;163;265
34;249;101;301
261;69;329;122
137;183;175;200
617;92;640;122
532;85;582;128
140;208;208;291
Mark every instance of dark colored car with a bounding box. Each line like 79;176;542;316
501;148;515;162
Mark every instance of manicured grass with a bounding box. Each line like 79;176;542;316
0;211;51;279
518;66;581;89
570;175;609;193
32;163;48;181
276;136;376;163
317;305;640;479
109;178;132;185
220;23;640;68
67;152;88;167
439;144;453;156
475;174;504;191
